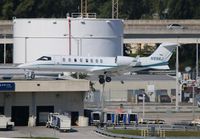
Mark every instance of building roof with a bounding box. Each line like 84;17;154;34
87;74;175;81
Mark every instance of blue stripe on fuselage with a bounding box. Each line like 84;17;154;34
133;62;168;68
33;62;168;68
34;63;118;68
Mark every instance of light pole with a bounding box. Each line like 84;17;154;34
192;84;195;120
176;45;179;111
3;35;6;64
101;83;105;111
142;93;145;119
196;39;199;83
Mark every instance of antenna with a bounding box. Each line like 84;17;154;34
81;0;87;17
112;0;119;19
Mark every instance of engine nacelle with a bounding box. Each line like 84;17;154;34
115;56;136;66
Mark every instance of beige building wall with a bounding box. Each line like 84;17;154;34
13;80;89;92
0;79;89;126
93;79;175;102
3;91;84;117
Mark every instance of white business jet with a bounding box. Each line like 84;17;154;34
18;43;178;84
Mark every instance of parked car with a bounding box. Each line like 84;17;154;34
167;24;184;29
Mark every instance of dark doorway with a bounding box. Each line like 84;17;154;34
0;106;4;115
71;112;79;126
84;109;92;125
12;106;29;126
36;106;54;126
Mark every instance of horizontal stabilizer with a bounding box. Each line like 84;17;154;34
149;65;170;70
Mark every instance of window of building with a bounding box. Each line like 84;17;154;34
156;89;170;103
86;59;88;63
95;59;98;63
68;58;71;62
100;59;103;63
74;58;77;62
0;44;4;63
0;43;13;64
136;89;146;103
63;58;66;62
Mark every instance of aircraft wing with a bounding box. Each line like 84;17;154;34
89;64;136;77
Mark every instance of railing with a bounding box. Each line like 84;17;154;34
71;13;96;18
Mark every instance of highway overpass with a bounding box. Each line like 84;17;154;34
124;20;200;44
1;19;200;45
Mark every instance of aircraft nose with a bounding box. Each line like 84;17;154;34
17;63;29;69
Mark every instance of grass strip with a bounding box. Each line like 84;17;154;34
108;129;200;137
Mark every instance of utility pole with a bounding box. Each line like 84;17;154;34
142;93;145;119
112;0;119;19
176;45;179;111
196;39;199;83
81;0;87;17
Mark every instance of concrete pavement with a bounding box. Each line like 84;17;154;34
0;126;112;139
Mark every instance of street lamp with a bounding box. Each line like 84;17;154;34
142;93;145;119
176;44;180;111
192;83;196;120
196;39;199;82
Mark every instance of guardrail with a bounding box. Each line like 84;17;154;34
95;128;144;139
95;124;200;138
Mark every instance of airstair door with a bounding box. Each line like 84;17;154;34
54;56;62;65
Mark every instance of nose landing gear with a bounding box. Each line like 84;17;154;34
25;71;35;80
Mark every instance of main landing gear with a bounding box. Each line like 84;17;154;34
98;75;112;84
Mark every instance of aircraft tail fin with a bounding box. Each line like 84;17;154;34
149;43;178;62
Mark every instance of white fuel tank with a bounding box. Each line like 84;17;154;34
13;18;123;64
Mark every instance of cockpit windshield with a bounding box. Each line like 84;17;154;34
37;56;52;61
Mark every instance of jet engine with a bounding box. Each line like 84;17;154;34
115;56;136;66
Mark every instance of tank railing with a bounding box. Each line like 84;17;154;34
71;13;96;19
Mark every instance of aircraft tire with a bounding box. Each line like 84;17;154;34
99;78;105;84
105;76;111;82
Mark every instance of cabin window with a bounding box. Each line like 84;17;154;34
37;56;51;61
100;59;103;63
74;58;77;62
95;59;98;63
68;58;71;62
86;59;88;63
90;59;93;63
63;58;66;62
80;58;83;62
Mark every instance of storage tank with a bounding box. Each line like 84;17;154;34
13;18;123;64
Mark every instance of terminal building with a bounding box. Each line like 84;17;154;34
0;80;89;126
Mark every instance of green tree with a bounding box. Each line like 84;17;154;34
87;0;105;16
119;0;144;19
190;1;200;19
168;0;193;19
1;0;14;19
179;44;196;71
14;0;34;18
98;0;112;18
141;0;154;19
